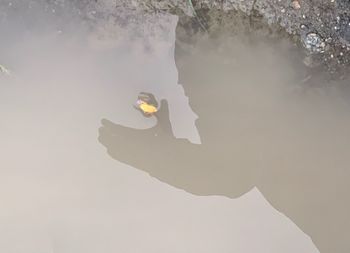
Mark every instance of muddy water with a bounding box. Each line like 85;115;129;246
0;2;349;253
99;17;350;253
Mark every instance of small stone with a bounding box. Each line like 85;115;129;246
302;32;326;53
281;8;286;13
292;0;301;10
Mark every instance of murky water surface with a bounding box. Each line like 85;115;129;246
100;28;350;253
1;2;350;253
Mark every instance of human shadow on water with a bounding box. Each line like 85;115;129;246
98;25;350;253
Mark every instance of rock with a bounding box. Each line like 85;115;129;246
302;33;326;53
291;0;301;10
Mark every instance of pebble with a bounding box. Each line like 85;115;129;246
292;0;301;10
303;33;326;53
